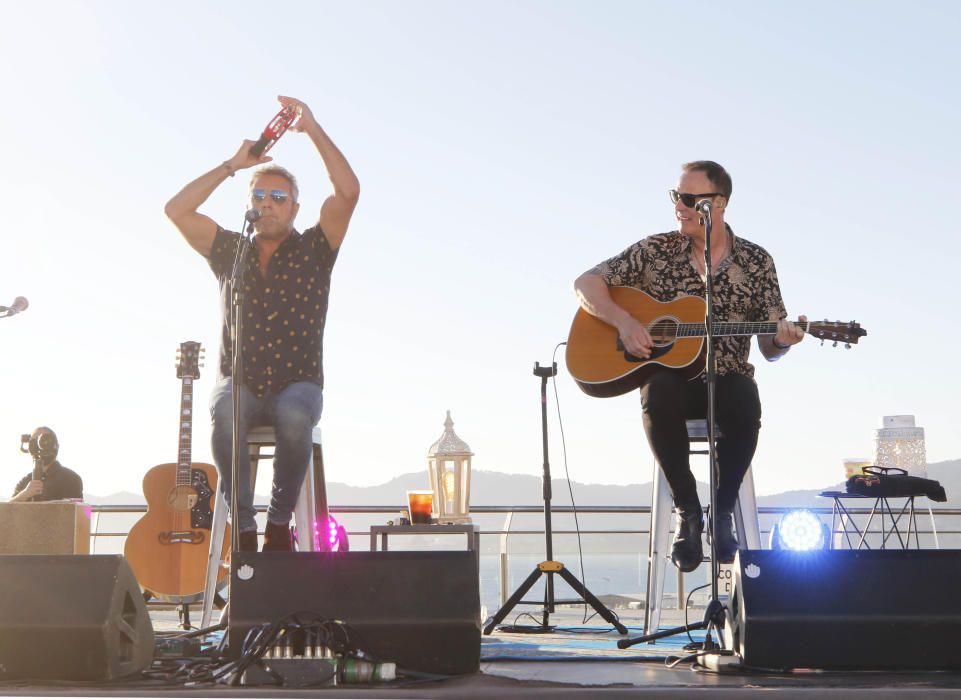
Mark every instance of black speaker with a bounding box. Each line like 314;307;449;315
0;555;155;680
730;549;961;670
229;551;480;674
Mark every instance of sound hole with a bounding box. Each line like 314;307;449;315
167;485;199;511
648;317;679;346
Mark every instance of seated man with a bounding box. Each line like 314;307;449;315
574;160;805;571
164;96;359;552
10;427;83;503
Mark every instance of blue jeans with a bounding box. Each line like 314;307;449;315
210;378;323;533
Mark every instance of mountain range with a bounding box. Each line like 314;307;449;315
86;459;960;508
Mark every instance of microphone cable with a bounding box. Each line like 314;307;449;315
550;341;618;630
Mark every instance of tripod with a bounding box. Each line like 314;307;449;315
617;200;731;654
483;361;627;635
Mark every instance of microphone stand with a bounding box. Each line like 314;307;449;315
618;203;728;651
227;213;257;557
483;362;627;636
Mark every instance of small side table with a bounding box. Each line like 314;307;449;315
819;491;926;550
370;524;480;570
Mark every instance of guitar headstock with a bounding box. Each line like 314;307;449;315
806;320;867;348
176;341;205;379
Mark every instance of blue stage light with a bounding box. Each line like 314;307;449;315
771;509;828;551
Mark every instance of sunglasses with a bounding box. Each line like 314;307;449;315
251;188;290;203
669;189;721;208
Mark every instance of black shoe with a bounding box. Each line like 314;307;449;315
239;530;259;553
263;521;293;552
671;508;704;573
711;512;739;563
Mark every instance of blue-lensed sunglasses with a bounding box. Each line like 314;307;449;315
251;188;290;203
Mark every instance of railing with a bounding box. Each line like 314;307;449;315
89;504;961;609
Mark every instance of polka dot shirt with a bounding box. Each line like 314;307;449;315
207;224;338;398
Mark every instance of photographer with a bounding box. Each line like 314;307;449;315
10;427;83;503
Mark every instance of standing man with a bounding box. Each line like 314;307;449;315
574;161;804;572
165;96;359;552
10;427;83;502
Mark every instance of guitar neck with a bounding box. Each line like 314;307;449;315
674;320;809;338
176;376;193;485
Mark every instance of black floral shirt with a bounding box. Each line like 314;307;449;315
591;226;787;378
207;225;338;397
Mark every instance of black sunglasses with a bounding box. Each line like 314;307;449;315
251;188;290;203
669;189;721;208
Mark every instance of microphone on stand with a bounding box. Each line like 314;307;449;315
0;296;28;316
696;199;713;227
244;208;261;235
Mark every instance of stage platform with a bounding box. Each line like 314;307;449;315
4;606;961;698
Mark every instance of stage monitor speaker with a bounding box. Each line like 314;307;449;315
730;549;961;670
229;551;480;674
0;555;155;681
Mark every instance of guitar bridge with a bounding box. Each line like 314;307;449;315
159;530;206;545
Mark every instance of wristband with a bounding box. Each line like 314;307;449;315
772;337;790;350
222;161;236;177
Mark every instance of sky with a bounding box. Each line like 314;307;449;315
1;0;958;501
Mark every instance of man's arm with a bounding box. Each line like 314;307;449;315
279;96;360;250
164;140;272;256
10;479;43;503
759;315;807;361
574;271;653;359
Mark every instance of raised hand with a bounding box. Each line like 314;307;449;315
227;139;273;172
278;95;317;133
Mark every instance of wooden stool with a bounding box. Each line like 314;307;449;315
200;425;328;627
643;419;761;635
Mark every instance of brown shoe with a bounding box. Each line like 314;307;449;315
263;521;293;552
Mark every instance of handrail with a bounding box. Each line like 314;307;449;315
79;503;961;515
84;503;961;608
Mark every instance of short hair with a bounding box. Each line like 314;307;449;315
682;160;732;201
249;165;300;203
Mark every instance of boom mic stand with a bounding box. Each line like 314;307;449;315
618;200;728;652
483;362;627;635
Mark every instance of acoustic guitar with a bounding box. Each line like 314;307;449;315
566;287;867;398
124;341;230;600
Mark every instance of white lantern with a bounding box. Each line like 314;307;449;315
427;411;473;524
874;415;927;478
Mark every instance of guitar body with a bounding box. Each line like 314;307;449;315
567;288;710;398
124;462;230;600
567;287;867;399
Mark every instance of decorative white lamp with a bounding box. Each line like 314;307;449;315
427;411;473;524
874;415;927;478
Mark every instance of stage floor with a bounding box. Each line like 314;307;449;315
4;607;961;698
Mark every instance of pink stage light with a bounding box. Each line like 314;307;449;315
313;516;348;552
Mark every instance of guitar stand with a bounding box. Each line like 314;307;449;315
483;362;627;636
143;590;226;631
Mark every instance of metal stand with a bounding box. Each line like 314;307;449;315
618;201;728;651
227;211;258;557
483;362;627;635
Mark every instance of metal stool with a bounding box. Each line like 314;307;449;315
200;425;328;627
643;419;761;635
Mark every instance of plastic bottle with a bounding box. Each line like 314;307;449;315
339;658;397;683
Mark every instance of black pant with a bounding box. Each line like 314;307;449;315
639;370;761;514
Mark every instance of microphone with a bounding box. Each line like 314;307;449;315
0;296;28;315
695;199;713;216
245;209;262;223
